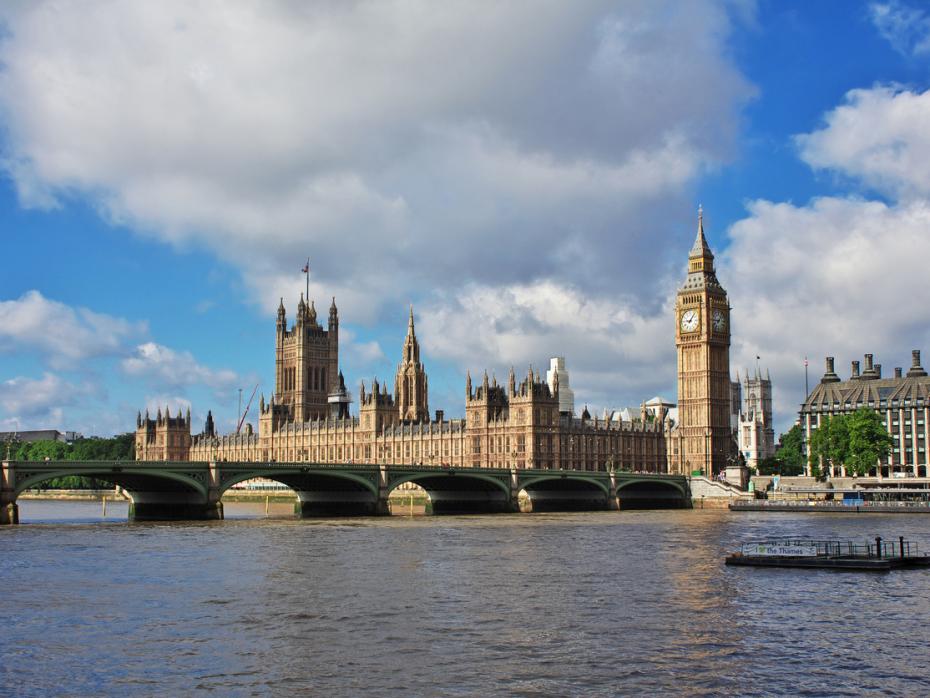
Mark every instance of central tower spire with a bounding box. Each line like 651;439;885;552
395;305;429;422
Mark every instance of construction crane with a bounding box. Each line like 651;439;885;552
236;383;259;434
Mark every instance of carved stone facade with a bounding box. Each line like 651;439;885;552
135;407;192;461
275;294;339;423
136;302;667;472
135;217;738;475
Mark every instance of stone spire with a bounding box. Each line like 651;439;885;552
690;204;714;260
296;292;306;325
395;305;428;421
308;299;317;325
681;204;720;291
277;297;286;330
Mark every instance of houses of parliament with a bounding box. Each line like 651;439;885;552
136;211;734;476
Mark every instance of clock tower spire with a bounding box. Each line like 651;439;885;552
675;206;733;477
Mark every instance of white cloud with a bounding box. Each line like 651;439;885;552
0;373;91;427
121;342;239;395
0;290;144;368
797;85;930;200
869;2;930;56
0;1;754;318
419;280;676;412
718;196;930;432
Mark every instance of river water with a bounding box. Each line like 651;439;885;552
2;502;930;696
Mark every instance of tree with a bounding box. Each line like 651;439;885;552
774;425;805;476
808;414;850;478
845;408;894;476
756;456;780;475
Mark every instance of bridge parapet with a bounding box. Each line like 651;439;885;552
0;461;689;523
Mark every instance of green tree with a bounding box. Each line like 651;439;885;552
8;435;135;489
845;408;894;476
808;414;850;478
756;455;780;475
774;424;805;476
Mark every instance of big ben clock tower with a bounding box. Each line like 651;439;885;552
675;206;732;477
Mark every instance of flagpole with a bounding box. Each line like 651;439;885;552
804;356;809;400
305;257;310;303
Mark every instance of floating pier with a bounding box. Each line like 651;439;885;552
726;536;930;571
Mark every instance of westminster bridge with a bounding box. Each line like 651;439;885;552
0;460;690;524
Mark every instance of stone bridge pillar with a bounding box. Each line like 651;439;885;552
509;468;521;513
1;461;18;525
206;461;224;521
607;469;619;511
376;464;391;516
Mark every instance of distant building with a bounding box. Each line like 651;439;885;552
0;429;82;444
546;357;575;415
801;351;930;477
733;368;775;470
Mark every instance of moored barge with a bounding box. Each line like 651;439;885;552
726;536;930;571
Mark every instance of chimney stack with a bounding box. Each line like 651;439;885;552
875;364;882;378
851;360;860;379
895;367;903;379
822;356;840;383
907;349;928;377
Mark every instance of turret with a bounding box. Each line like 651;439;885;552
277;297;286;332
508;366;516;397
136;410;142;428
296;293;306;326
466;370;472;399
308;299;317;325
329;297;338;327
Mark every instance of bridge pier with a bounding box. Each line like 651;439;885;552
608;470;620;511
1;461;17;525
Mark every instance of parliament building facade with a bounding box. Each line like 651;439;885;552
137;211;734;476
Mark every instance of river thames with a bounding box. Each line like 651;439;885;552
2;503;929;696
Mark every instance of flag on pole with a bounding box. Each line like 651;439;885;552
301;259;310;274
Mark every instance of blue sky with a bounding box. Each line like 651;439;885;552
3;0;930;437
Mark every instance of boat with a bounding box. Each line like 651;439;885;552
725;536;930;571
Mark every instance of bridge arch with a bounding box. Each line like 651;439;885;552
387;471;513;515
616;478;689;509
518;473;611;512
12;464;214;522
220;469;380;517
14;467;208;499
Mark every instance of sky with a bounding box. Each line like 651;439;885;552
3;0;930;438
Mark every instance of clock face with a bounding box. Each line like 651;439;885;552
680;309;699;333
712;309;727;332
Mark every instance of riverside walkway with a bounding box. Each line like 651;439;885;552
1;460;689;524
